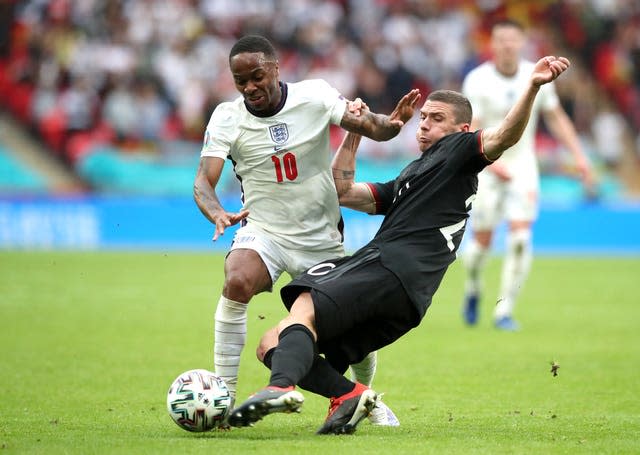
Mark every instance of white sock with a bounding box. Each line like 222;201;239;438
349;351;377;387
495;229;532;319
463;238;489;296
214;296;248;398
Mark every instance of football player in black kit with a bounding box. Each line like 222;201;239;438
227;55;572;435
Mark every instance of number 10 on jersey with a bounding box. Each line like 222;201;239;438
271;152;299;182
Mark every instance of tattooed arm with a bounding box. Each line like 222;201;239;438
331;132;377;214
340;89;420;141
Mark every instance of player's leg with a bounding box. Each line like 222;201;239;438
247;255;406;432
349;352;376;388
462;230;492;324
494;183;537;331
229;294;319;427
252;324;376;434
288;246;383;410
302;258;418;432
215;248;272;398
250;292;380;434
216;226;291;399
462;174;503;325
494;222;532;331
256;323;353;400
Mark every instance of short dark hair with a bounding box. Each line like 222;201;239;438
491;18;525;32
229;35;278;61
427;90;472;124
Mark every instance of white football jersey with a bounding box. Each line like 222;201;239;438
201;79;348;251
462;59;559;179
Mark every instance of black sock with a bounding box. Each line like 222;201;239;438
263;347;275;369
298;355;355;398
268;324;316;388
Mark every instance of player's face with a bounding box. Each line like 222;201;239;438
415;100;469;152
230;52;281;112
491;25;525;75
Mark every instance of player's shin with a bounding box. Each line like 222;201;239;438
461;238;489;325
496;228;532;318
214;296;248;398
298;354;357;398
349;351;377;387
269;324;316;388
463;238;489;295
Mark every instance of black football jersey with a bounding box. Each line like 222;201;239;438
363;130;492;316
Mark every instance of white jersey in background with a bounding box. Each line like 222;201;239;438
201;79;348;251
462;59;559;186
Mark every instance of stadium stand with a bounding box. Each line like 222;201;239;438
0;144;45;192
0;111;85;193
0;0;638;199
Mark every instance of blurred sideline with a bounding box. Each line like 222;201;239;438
1;194;639;254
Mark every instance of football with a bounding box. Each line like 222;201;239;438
166;369;232;432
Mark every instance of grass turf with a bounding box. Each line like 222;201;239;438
1;251;638;454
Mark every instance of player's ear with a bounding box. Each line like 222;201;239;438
460;123;470;133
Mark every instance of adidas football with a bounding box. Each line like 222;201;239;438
166;369;232;432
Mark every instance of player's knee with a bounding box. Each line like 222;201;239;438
256;327;279;364
223;272;259;302
507;228;532;253
474;230;493;248
277;316;317;342
505;229;531;259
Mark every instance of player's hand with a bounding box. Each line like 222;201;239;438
531;56;570;87
212;209;250;241
348;97;369;117
389;89;421;127
575;156;597;193
576;157;593;183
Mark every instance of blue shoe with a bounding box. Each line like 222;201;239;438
463;293;479;325
494;316;520;331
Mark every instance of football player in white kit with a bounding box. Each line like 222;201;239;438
193;35;420;425
460;19;594;330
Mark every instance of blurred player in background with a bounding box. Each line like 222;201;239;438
460;19;594;331
227;55;574;435
193;34;420;425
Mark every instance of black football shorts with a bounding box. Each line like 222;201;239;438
281;247;420;368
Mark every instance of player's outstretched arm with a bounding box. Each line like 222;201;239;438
543;104;596;190
482;56;571;161
332;132;377;214
340;89;421;141
194;157;249;240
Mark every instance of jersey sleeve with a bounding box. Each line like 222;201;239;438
366;180;395;215
308;79;348;126
200;103;236;159
473;130;495;166
447;131;492;171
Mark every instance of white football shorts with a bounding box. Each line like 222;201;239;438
470;170;539;230
229;224;345;288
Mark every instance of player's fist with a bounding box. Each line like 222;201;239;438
532;56;570;87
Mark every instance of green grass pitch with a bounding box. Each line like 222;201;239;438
1;250;639;454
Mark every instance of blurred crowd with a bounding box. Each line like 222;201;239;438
0;0;639;192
